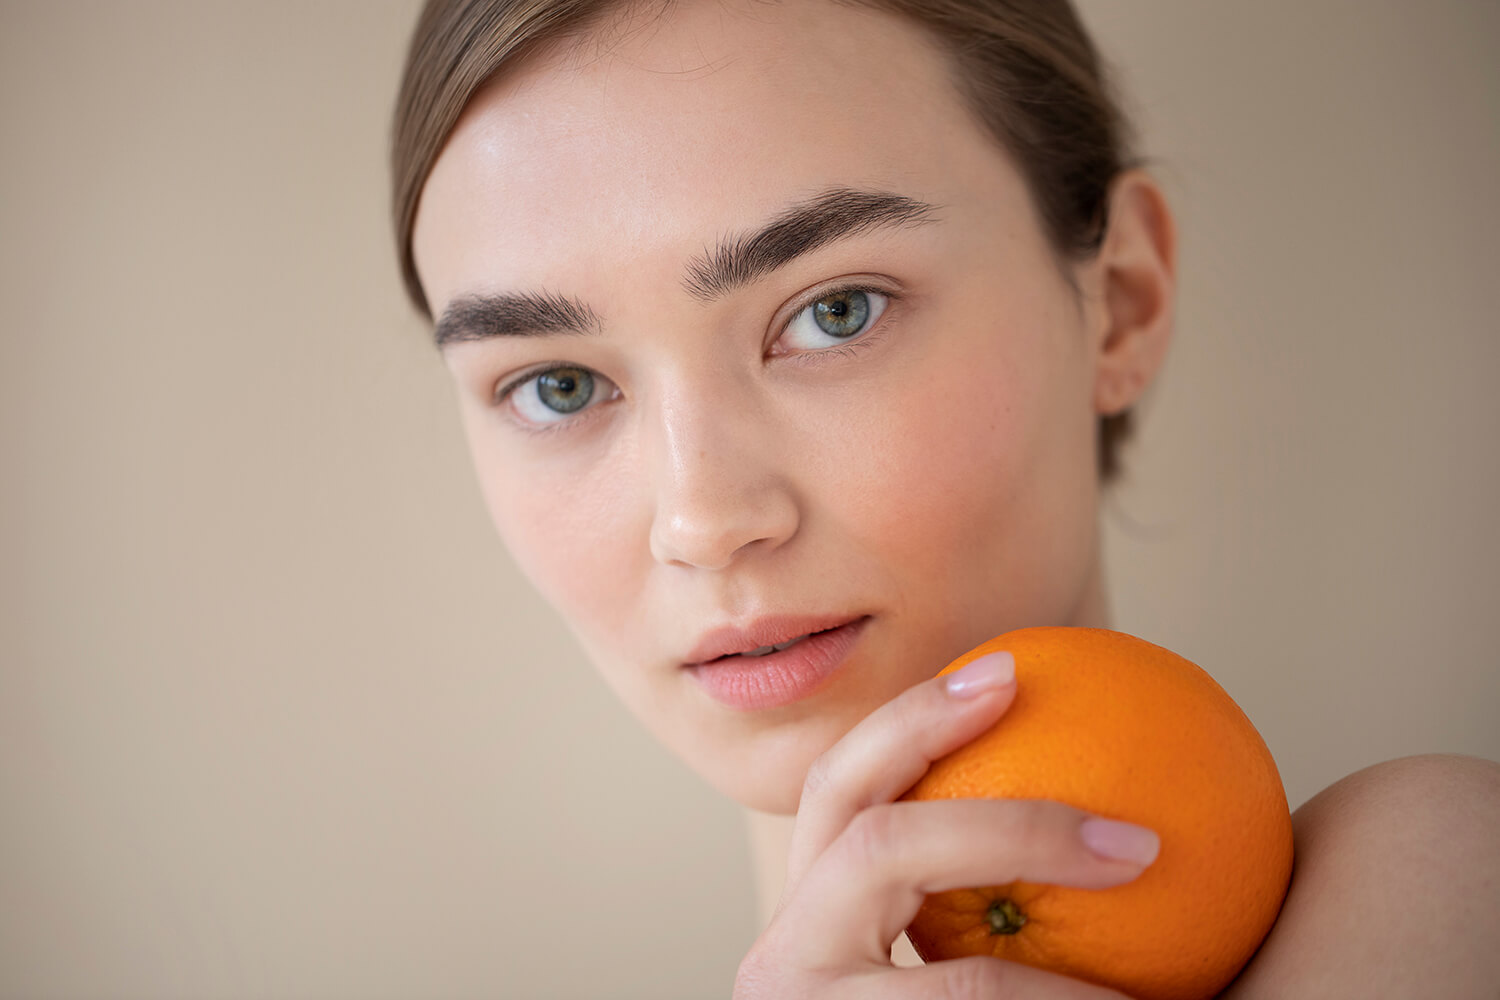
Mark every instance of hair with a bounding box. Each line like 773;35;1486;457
391;0;1142;483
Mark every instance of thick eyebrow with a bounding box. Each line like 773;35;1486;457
680;187;942;300
433;186;941;347
434;290;601;347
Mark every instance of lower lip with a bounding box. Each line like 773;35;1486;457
686;617;871;711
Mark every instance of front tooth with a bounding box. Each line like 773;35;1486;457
740;634;808;658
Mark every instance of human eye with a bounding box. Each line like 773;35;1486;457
774;283;892;358
494;363;621;433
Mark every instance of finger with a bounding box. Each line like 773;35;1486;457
857;956;1134;999
782;798;1158;968
784;651;1018;895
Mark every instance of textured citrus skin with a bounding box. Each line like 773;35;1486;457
899;627;1294;1000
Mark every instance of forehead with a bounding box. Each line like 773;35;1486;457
412;0;1014;310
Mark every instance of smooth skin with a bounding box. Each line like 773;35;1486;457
410;0;1500;994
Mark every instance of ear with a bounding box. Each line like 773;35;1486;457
1087;170;1177;417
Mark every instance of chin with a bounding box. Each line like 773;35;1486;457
694;723;840;816
726;772;804;816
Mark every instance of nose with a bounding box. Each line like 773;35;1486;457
646;386;800;571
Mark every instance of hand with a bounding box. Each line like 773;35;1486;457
733;652;1159;999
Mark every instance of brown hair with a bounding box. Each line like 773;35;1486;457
391;0;1141;482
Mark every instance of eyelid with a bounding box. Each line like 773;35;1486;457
494;356;623;405
493;366;621;436
493;361;566;406
770;278;898;361
775;275;899;337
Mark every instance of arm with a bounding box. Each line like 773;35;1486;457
1221;753;1500;998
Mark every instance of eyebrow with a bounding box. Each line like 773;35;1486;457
682;187;942;300
432;186;942;347
433;289;601;346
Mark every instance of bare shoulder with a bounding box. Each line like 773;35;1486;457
1221;753;1500;999
1297;752;1500;829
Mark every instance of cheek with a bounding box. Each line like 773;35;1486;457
841;308;1097;634
468;430;644;643
865;360;1032;581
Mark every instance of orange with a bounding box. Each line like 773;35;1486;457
899;627;1293;1000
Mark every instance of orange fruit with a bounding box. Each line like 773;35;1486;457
900;627;1293;1000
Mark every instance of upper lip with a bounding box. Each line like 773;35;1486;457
682;614;867;666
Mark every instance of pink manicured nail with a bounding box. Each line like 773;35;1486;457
1080;817;1161;866
944;651;1016;698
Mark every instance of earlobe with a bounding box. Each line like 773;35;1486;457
1091;170;1177;417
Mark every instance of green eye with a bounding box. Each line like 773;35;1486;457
812;289;871;338
782;286;888;351
535;367;593;414
504;365;618;428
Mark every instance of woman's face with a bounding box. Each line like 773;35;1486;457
412;0;1119;814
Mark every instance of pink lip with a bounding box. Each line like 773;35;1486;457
686;616;871;710
682;613;868;665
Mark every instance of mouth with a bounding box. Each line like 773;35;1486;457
682;613;870;667
685;616;872;711
704;624;844;663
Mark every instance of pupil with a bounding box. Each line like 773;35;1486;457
538;368;593;414
814;290;869;338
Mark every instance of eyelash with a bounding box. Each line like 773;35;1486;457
493;281;897;435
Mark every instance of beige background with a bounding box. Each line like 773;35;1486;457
1;1;1496;997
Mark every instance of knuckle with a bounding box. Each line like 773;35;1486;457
841;802;902;868
939;956;1011;1000
893;676;957;751
733;935;790;998
732;949;775;997
734;932;834;1000
993;798;1047;845
887;681;932;733
980;799;1082;871
799;749;839;805
1010;798;1076;849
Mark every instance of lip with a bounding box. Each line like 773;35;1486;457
682;613;869;666
685;616;871;711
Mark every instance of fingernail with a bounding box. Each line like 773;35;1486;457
1079;817;1160;866
944;651;1016;699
